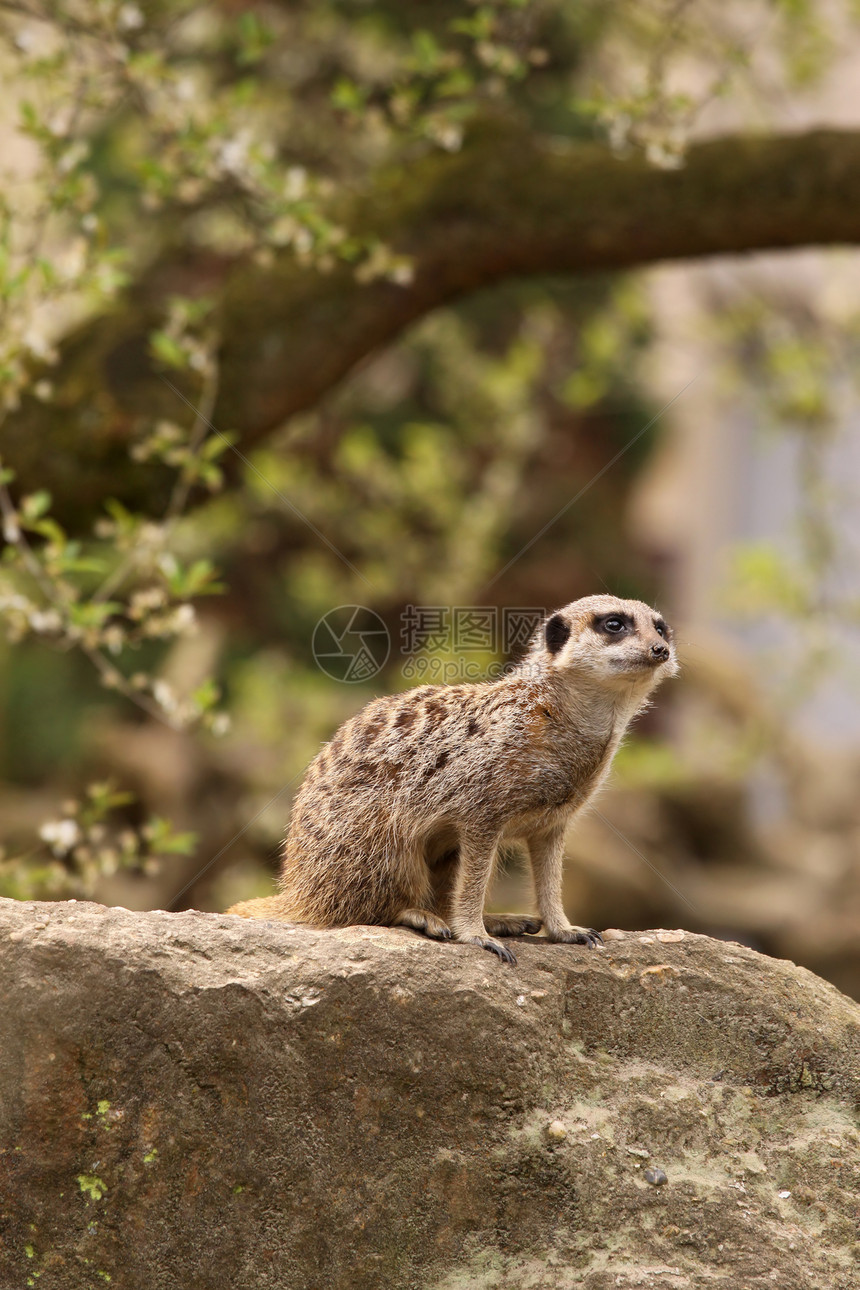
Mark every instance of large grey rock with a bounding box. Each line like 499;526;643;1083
1;898;859;1289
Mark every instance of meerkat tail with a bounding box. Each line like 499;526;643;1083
226;895;296;921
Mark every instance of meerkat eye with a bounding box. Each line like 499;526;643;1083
654;620;667;638
604;617;625;634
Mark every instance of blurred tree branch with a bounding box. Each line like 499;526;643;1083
7;124;860;527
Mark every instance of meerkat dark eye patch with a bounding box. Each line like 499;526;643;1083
545;614;571;655
654;619;671;639
592;613;633;636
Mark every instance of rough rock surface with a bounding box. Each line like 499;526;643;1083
2;899;860;1289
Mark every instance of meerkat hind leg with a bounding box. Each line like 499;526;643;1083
394;907;452;941
484;913;543;937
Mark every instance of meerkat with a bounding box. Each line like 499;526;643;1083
228;595;677;964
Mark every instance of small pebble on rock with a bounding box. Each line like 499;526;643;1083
644;1167;668;1186
545;1120;567;1142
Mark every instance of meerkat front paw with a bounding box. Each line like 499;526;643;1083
484;914;543;938
463;935;517;965
545;926;604;948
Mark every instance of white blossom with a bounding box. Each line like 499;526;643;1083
58;141;89;176
118;4;144;30
2;516;21;544
285;167;308;200
435;123;463;153
152;679;177;713
46;108;72;138
29;609;62;634
103;625;125;654
0;592;30;612
137;523;166;550
645;140;684;170
131;586;167;614
389;260;414;287
40;819;81;855
607;112;632;154
217;130;253;177
23;329;56;363
293;227;313;255
175;76;196;103
173;603;197;633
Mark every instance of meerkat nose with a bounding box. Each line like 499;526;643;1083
650;642;670;662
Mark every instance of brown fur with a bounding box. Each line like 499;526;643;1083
227;596;677;963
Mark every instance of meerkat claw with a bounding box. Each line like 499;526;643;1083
466;936;517;965
578;929;603;948
548;927;604;948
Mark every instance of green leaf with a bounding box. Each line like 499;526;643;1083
29;517;66;546
19;101;40;134
191;678;220;712
236;12;274;65
86;781;135;814
201;433;235;460
20;491;51;522
56;555;108;575
412;29;442;74
145;816;197;856
160;556;224;598
103;499;141;540
332;79;367;112
149;332;187;370
67;602;121;628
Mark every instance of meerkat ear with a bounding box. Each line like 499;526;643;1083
545;613;571;655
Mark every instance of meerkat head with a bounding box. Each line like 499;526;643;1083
531;594;678;692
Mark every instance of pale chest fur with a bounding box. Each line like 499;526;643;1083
492;682;644;837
